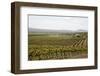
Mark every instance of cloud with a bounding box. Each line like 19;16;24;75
29;15;88;31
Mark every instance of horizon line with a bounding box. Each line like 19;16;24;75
28;27;88;31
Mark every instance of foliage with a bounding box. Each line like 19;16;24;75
28;33;88;60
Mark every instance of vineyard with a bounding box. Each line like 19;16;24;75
28;32;88;60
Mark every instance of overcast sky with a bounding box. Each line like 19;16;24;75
29;15;88;31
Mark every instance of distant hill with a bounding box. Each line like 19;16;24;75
76;29;88;32
28;28;87;33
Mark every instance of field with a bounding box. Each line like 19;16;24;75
28;32;88;60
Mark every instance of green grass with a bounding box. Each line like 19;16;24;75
28;32;88;60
